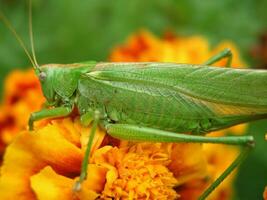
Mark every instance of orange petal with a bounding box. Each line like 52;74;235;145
168;143;208;186
79;164;108;193
30;166;74;200
227;123;247;135
110;30;162;62
0;131;44;200
31;166;101;200
25;123;83;174
51;118;82;147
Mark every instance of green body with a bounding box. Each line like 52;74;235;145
29;55;259;199
40;62;267;135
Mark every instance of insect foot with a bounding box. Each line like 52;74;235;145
28;114;34;131
72;181;82;192
246;135;255;148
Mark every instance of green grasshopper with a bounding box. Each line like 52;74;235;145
1;3;266;200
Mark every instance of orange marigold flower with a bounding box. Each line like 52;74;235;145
0;69;44;155
0;118;210;200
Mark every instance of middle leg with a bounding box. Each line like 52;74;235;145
73;110;100;191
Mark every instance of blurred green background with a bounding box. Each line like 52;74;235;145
0;0;267;199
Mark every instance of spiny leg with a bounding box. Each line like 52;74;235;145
106;124;254;145
73;110;100;191
203;48;233;67
105;123;254;200
28;106;72;130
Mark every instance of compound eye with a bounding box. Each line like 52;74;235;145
39;72;47;81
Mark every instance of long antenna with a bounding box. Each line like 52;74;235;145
29;0;39;69
0;6;40;73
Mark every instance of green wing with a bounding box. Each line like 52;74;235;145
88;62;267;116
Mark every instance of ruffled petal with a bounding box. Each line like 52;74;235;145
99;143;179;200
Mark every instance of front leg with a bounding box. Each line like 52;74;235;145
28;106;72;130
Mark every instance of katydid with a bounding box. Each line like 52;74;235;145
1;4;266;200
